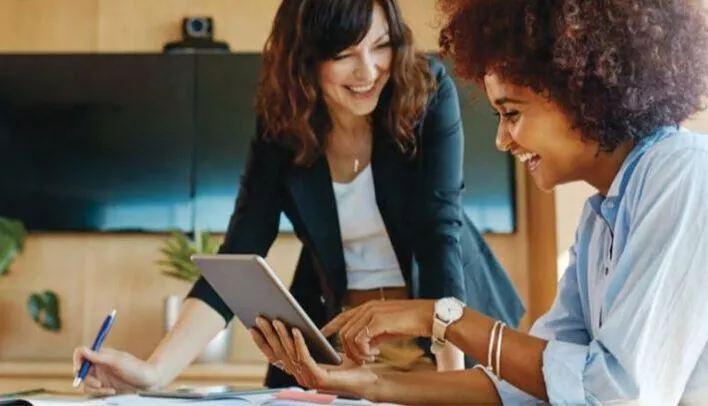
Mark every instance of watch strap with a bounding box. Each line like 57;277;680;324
430;314;449;354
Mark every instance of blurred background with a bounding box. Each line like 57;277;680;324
0;0;706;392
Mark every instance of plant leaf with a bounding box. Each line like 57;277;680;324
27;293;42;322
0;218;26;252
40;290;61;331
197;230;210;252
43;314;61;331
41;290;59;311
0;234;18;276
26;290;62;332
156;230;223;282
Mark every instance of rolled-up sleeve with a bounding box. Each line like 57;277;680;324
541;148;708;404
474;365;545;405
479;219;590;405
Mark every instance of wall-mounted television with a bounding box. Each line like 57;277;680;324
0;53;515;234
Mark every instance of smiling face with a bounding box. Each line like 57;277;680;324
317;1;393;120
484;73;603;191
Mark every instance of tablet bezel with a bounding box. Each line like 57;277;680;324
191;254;342;366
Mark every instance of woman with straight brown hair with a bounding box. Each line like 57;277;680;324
71;0;523;393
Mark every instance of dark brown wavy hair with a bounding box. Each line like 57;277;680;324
437;0;708;151
256;0;435;165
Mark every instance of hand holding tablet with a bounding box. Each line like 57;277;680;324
192;254;342;366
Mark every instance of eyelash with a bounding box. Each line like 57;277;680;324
333;42;391;60
494;111;520;123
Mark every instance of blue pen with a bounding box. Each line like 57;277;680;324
73;309;117;388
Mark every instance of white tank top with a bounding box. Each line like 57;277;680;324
332;165;406;290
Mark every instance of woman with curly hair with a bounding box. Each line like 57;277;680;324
250;0;708;404
70;0;524;395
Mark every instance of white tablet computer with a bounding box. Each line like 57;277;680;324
191;254;342;365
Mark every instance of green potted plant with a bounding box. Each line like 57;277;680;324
0;217;25;277
0;217;61;332
156;229;231;363
157;229;219;282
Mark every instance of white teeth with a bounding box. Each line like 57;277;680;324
516;152;539;163
348;82;375;93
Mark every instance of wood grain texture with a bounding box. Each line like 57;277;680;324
96;0;281;53
0;0;98;52
0;0;442;53
525;172;559;324
0;361;266;393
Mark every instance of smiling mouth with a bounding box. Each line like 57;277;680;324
346;82;376;93
517;152;542;171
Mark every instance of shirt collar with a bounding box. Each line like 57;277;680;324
587;125;679;232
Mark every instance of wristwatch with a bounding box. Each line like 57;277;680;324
430;297;465;354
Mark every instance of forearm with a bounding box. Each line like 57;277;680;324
367;369;500;405
447;308;548;401
147;298;227;387
435;342;465;371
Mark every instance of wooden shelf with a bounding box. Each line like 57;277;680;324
0;361;268;394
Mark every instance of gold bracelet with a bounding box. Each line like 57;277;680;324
487;320;502;371
495;322;506;379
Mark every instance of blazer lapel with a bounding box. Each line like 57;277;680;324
287;156;348;305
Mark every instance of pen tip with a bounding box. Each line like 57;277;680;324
72;377;82;388
110;309;117;317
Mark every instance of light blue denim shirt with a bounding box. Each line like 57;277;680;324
486;126;708;405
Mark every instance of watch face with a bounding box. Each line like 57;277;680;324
436;298;463;323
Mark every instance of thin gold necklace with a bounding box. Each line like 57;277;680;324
337;133;368;174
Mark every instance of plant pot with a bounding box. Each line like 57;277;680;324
164;294;233;364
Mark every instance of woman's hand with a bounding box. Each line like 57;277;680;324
72;346;162;396
320;299;435;364
250;317;377;396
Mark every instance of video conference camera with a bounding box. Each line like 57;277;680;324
163;16;230;53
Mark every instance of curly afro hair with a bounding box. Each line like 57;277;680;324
437;0;708;151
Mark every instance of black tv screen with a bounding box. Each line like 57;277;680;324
0;53;515;234
0;55;195;232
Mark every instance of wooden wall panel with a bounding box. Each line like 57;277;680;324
0;0;441;54
486;162;532;330
0;235;88;360
96;0;281;53
0;233;300;363
398;0;443;51
525;172;559;324
0;0;98;52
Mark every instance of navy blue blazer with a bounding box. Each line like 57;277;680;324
187;56;525;387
